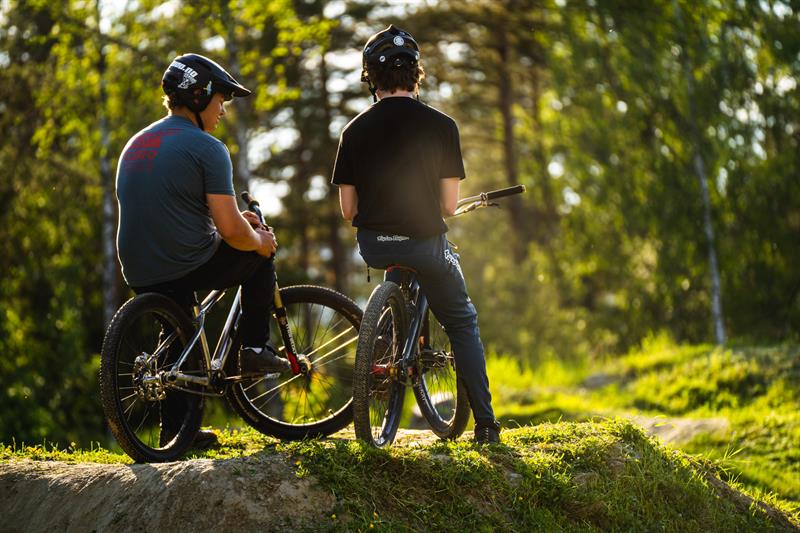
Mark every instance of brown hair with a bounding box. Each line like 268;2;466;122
366;60;425;92
162;93;180;111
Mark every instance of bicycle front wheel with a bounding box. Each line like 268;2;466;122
226;285;361;439
352;281;409;447
99;293;204;463
412;310;470;439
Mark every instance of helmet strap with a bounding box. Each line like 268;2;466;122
194;110;205;131
369;83;378;103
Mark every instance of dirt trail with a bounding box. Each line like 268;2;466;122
628;415;730;444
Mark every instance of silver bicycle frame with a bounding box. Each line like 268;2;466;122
152;287;242;389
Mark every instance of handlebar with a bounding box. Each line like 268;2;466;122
241;191;265;226
454;184;527;216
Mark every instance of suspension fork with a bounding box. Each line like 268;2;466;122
273;279;303;375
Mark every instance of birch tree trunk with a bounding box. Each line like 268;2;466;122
224;9;252;195
97;0;118;327
320;51;347;293
672;0;726;344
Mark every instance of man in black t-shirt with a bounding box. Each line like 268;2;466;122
331;25;501;444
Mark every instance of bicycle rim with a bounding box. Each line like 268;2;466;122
100;294;204;462
413;311;470;439
227;286;361;439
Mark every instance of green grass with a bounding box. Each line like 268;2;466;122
488;336;800;515
3;337;798;530
0;426;280;464
0;439;131;464
2;422;796;531
276;420;796;531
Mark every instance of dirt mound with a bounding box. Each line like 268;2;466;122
0;454;334;533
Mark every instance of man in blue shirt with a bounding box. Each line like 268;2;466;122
116;54;287;447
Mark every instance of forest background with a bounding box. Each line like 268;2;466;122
0;0;798;447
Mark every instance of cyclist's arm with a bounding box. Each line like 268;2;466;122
207;194;275;256
339;185;358;221
440;177;460;218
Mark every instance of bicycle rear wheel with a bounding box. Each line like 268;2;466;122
352;282;408;447
99;293;205;462
412;310;471;439
226;285;361;439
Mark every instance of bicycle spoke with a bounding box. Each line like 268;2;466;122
243;376;266;392
313;372;335;404
311;313;347;353
255;387;284;413
123;396;139;416
133;403;153;435
304;328;355;359
292;389;302;423
120;391;138;404
249;373;302;403
314;351;355;370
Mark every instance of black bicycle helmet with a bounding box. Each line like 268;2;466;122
162;53;250;129
361;24;420;89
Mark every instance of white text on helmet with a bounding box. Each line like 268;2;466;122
169;60;199;79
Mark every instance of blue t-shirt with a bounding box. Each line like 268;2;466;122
115;115;235;286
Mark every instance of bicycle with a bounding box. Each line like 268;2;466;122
100;192;362;462
352;185;526;447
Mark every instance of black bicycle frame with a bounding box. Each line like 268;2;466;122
390;272;429;381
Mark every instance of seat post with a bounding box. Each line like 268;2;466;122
191;291;201;319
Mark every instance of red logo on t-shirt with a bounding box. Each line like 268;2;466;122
122;128;180;172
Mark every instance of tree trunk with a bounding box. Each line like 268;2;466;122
672;0;726;344
224;8;251;194
320;51;347;293
495;27;527;262
97;0;118;327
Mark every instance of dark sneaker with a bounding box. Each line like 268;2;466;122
190;429;219;451
239;344;291;376
474;420;501;444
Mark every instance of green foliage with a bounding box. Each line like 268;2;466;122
408;0;800;360
0;0;325;446
488;340;800;509
1;0;798;478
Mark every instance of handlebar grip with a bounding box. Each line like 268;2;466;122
485;185;526;200
241;191;259;210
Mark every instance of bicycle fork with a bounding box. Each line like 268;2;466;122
371;281;428;384
273;281;309;375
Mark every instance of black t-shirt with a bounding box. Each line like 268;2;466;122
331;97;466;238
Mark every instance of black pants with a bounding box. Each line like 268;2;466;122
133;241;275;347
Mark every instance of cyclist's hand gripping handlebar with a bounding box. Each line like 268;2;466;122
241;191;265;226
241;191;277;258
